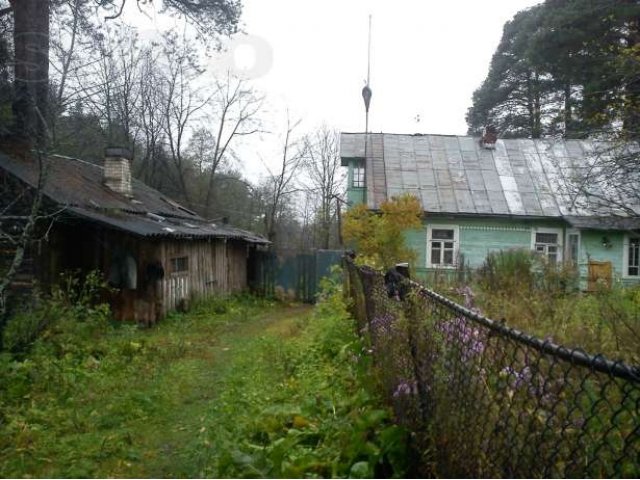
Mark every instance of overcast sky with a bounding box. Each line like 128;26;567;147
125;0;542;180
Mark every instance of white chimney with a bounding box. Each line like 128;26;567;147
104;147;133;198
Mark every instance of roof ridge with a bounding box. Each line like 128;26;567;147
50;153;103;169
340;132;599;142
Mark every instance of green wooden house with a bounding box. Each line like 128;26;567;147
340;132;640;289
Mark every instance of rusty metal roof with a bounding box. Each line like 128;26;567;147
0;152;269;244
340;133;640;223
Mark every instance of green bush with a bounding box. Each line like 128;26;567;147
477;248;578;295
192;268;410;478
2;270;111;353
0;282;407;478
477;248;534;292
473;250;638;364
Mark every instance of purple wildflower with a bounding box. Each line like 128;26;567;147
438;315;486;363
370;313;395;336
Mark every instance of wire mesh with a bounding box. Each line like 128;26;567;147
345;260;640;478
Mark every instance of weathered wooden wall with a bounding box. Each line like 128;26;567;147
227;241;248;292
154;237;250;318
41;222;252;324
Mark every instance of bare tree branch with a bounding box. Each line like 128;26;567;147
104;0;126;20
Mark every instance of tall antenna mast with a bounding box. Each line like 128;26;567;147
367;13;372;89
362;14;372;134
361;14;373;190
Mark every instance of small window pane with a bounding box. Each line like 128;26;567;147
628;238;640;276
170;256;188;273
444;242;454;249
352;164;365;188
431;247;441;265
432;229;454;240
568;234;579;263
536;232;558;244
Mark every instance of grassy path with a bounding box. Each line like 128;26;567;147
120;303;314;478
1;294;407;478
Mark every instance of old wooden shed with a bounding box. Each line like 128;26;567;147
0;148;269;324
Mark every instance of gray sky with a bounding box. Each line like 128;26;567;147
125;0;542;180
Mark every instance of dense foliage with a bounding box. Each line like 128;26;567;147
0;273;408;478
346;258;640;478
467;0;640;140
343;194;422;269
195;273;409;478
471;249;639;364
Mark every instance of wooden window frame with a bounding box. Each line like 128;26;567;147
352;162;365;188
623;234;640;278
170;256;189;275
531;227;563;264
565;229;580;266
426;224;459;269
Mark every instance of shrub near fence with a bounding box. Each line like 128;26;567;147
345;260;640;478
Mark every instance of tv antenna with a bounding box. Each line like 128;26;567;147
362;14;372;134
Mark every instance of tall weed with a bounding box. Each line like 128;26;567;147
192;269;410;478
2;270;111;353
474;250;639;363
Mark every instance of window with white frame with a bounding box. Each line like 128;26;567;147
532;229;562;264
626;237;640;277
352;162;365;188
566;230;580;265
427;225;458;267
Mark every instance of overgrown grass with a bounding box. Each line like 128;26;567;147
470;249;640;365
0;274;407;478
190;276;409;478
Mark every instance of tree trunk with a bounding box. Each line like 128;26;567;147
533;73;542;138
12;0;49;146
526;72;542;139
622;19;640;138
564;82;573;137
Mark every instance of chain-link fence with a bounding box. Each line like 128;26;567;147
345;260;640;478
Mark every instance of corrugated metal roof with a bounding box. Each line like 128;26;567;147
340;133;640;222
66;207;269;242
0;153;269;244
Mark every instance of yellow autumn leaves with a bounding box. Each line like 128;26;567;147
342;194;422;269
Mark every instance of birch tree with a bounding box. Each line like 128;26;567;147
302;127;344;249
261;113;304;244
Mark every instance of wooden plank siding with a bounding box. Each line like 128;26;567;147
227;241;248;292
157;238;249;316
33;222;253;324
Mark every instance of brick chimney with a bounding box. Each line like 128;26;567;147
480;124;498;149
104;147;133;197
